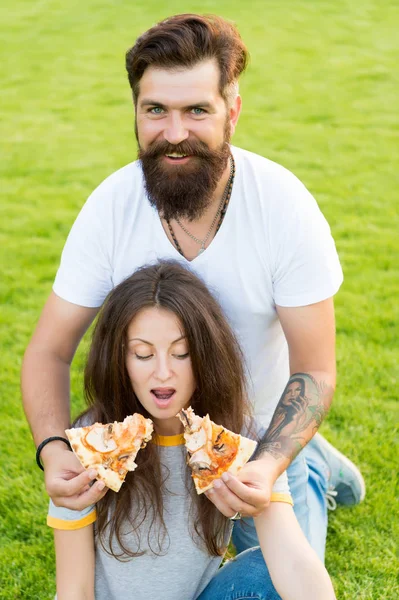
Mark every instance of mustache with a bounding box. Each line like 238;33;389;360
139;139;224;160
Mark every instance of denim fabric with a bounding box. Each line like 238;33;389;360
197;547;282;600
302;443;329;562
289;453;312;540
231;450;329;562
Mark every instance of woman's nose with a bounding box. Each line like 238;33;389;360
154;356;173;381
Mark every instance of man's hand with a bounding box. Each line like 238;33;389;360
42;444;108;511
205;457;279;518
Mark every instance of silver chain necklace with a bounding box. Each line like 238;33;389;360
174;158;233;256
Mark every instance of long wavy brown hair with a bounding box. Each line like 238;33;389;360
80;261;253;559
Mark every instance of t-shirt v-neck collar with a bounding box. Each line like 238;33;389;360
153;164;237;264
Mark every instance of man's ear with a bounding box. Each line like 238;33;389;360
229;95;242;136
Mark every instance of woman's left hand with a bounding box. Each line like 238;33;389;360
204;456;279;518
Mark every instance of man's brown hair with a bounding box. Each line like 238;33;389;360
126;14;249;104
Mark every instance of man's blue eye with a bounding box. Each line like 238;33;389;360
150;107;163;114
192;108;205;115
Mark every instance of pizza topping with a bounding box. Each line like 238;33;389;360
177;407;257;494
214;431;223;444
85;426;118;453
179;409;191;429
213;443;225;452
188;448;213;471
192;463;212;474
179;407;203;431
66;414;154;492
178;409;238;478
213;430;226;453
185;427;207;452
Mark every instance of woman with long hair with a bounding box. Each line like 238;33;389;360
48;261;335;600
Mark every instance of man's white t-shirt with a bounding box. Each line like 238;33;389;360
53;145;343;428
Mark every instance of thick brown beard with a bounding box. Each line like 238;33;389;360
138;123;231;221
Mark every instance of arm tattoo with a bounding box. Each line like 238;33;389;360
254;373;334;461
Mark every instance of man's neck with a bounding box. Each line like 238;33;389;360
208;158;231;218
184;157;231;225
160;157;232;261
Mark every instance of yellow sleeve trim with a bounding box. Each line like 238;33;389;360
152;433;185;446
47;509;97;530
270;492;293;506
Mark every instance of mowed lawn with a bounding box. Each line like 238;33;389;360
1;0;398;598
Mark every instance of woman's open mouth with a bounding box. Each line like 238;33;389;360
151;388;176;408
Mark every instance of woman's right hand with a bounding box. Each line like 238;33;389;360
42;442;108;510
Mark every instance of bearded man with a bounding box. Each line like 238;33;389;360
22;14;365;574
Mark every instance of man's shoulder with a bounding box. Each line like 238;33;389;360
91;159;144;199
232;145;311;206
77;159;146;221
232;145;277;167
232;145;303;186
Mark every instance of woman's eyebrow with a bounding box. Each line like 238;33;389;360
127;335;186;345
171;335;187;345
128;337;153;345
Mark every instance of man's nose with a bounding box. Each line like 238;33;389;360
163;113;189;145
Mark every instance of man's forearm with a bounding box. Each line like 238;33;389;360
21;345;71;446
255;371;335;471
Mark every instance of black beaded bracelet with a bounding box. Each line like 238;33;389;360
36;436;72;471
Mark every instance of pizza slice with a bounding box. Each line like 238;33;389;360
65;414;153;492
177;407;257;494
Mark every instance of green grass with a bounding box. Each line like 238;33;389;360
1;0;398;598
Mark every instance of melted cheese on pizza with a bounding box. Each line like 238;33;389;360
178;408;243;493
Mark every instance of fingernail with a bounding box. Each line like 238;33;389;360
213;479;222;489
221;472;230;482
97;481;105;491
88;469;97;479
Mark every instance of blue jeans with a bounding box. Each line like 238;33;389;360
232;445;329;562
197;547;282;600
